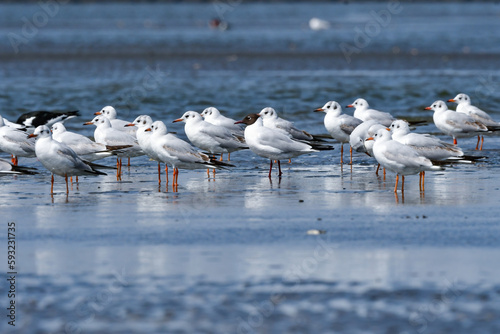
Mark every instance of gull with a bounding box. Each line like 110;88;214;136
95;106;137;137
16;110;80;128
367;128;443;193
0;158;37;176
389;120;465;161
0;114;36;165
51;122;121;162
314;101;362;164
235;114;332;178
201;107;244;135
425;100;488;146
259;107;316;141
149;121;233;187
349;120;381;154
173;111;248;161
390;119;467;191
448;93;500;150
126;115;167;184
346;98;395;126
29;125;106;194
201;107;244;160
2;117;26;130
84;116;143;179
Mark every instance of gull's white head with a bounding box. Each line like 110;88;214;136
425;100;448;113
259;107;278;120
130;115;153;128
31;125;52;139
315;101;342;116
84;115;112;128
51;122;67;135
173;111;203;124
96;106;118;119
150;120;168;136
201;107;221;120
347;98;369;111
368;128;392;143
389;120;410;135
449;93;471;106
0;115;5;127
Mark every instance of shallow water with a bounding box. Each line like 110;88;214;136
2;2;500;333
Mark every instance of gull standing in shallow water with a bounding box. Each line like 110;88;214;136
84;116;143;179
29;125;106;194
126;115;167;184
389;119;470;191
173;111;248;163
235;114;332;178
149;120;233;187
366;128;444;193
51;122;121;162
425;100;488;147
448;93;500;150
314;101;362;164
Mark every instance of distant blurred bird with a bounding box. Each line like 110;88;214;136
309;17;330;30
209;18;229;31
